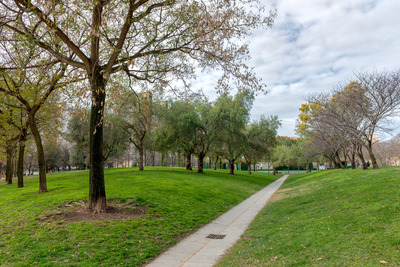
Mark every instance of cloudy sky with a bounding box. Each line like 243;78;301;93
195;0;400;137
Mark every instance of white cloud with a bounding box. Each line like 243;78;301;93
246;0;400;136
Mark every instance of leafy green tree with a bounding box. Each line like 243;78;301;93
43;141;70;172
193;98;213;174
154;99;199;171
243;115;281;174
272;142;299;174
212;90;254;175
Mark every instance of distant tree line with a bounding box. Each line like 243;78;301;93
0;89;281;188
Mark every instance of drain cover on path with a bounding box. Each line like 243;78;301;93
206;234;226;239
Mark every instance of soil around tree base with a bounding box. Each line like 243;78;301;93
39;199;149;223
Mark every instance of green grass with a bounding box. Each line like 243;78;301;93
0;167;278;266
217;167;400;266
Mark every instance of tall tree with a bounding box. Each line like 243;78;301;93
1;0;275;210
354;70;400;169
0;65;66;192
193;98;213;174
212;90;253;175
243;115;280;174
0;35;68;191
154;99;199;171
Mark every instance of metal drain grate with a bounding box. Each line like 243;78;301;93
206;234;226;239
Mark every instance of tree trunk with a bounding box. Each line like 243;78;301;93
253;162;256;173
185;152;192;170
306;160;310;173
198;153;205;174
6;147;13;185
351;150;356;169
357;149;367;170
29;113;47;193
330;157;338;169
366;140;379;169
17;130;27;188
88;70;107;212
247;161;251;175
214;156;218;170
342;149;348;168
229;159;235;175
138;143;144;171
336;151;345;169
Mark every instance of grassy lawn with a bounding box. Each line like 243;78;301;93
0;167;278;266
217;167;400;266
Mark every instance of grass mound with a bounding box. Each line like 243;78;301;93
0;167;277;266
218;167;400;266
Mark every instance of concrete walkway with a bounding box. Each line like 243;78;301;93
146;175;289;267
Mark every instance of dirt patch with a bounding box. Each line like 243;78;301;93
269;188;293;203
39;199;149;223
269;185;318;203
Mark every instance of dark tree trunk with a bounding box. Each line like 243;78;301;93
229;159;235;175
138;143;144;171
351;150;356;169
17;130;27;188
357;150;367;170
214;156;218;170
366;140;379;169
197;153;205;174
306;160;310;173
29;113;47;193
185;152;192;170
329;156;337;169
336;151;345;169
88;70;107;212
247;161;251;175
253;163;256;173
342;149;348;168
6;147;13;185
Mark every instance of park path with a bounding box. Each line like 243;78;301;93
146;174;289;267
